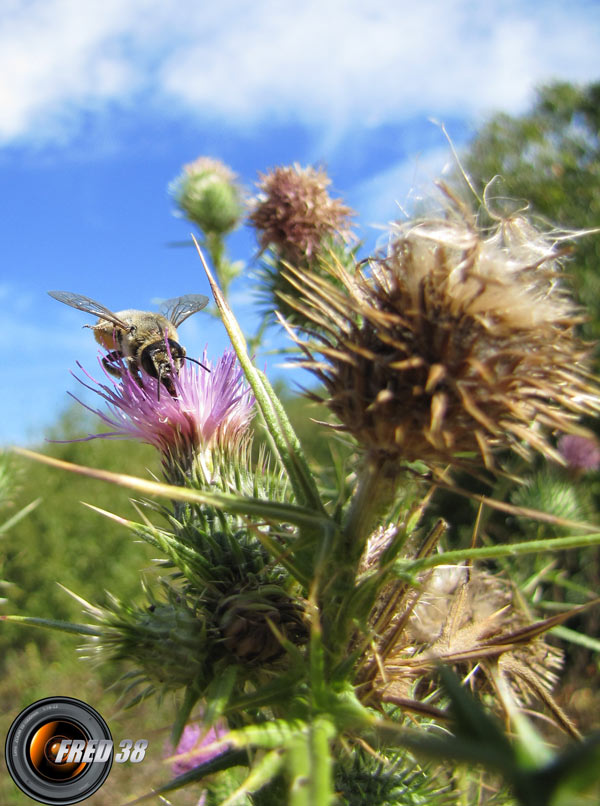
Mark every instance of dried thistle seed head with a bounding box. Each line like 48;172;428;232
285;203;600;468
248;163;354;263
404;565;512;644
369;565;566;729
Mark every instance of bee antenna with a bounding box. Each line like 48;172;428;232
184;355;211;373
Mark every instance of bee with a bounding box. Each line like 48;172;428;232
48;290;210;396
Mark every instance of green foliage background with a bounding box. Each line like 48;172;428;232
2;406;159;655
457;81;600;344
0;409;190;804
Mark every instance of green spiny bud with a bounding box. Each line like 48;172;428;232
171;156;244;236
96;590;213;691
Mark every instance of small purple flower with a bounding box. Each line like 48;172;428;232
73;348;254;468
557;434;600;472
167;720;229;777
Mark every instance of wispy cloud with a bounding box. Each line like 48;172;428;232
0;0;597;145
349;143;461;234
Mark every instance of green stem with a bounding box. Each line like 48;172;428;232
400;531;600;573
322;453;399;660
0;497;41;535
309;717;335;806
205;233;229;295
341;455;398;552
288;731;311;806
194;243;325;513
0;615;100;636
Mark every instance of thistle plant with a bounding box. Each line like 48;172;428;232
10;169;600;806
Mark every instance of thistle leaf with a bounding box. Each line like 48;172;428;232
193;239;326;513
13;447;331;532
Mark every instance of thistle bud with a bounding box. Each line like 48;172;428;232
216;590;307;664
171;156;244;236
96;594;212;691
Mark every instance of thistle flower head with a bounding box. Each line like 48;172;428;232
170;156;244;236
248;163;354;263
74;348;254;477
286;201;600;468
167;720;229;777
557;433;600;471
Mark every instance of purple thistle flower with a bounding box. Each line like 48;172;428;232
167;720;229;778
72;348;254;470
557;434;600;472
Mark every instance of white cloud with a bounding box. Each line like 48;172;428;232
152;0;600;126
0;0;142;141
0;0;597;145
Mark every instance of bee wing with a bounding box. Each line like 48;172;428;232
159;293;209;327
47;290;131;330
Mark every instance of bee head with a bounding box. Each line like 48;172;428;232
140;339;185;397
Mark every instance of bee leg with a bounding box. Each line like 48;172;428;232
101;350;127;379
124;356;147;389
102;352;146;389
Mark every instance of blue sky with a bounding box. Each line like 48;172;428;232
1;0;599;445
